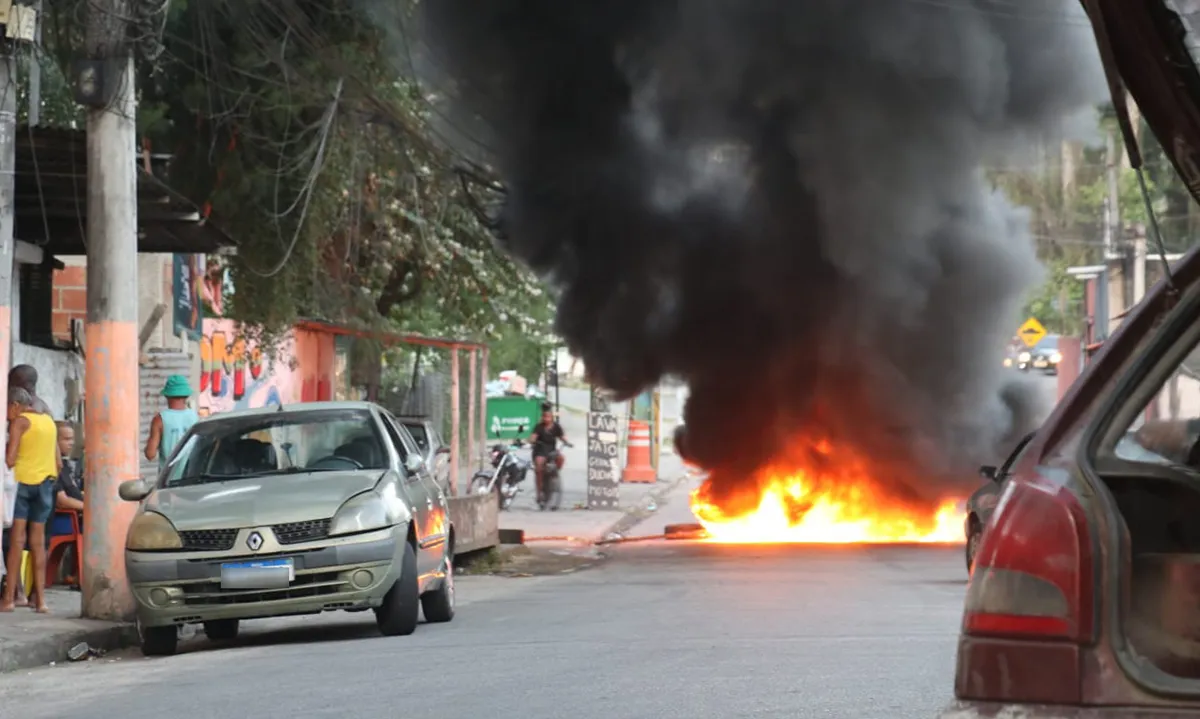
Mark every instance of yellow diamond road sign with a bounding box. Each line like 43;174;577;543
1017;317;1047;348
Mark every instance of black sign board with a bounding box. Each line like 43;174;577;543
587;386;619;509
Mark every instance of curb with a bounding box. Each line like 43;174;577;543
596;471;696;543
0;621;137;674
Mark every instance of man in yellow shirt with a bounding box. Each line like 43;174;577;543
0;388;60;613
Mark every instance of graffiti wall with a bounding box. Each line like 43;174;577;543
199;320;296;415
197;320;348;416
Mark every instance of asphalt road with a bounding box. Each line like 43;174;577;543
4;375;1034;718
0;540;966;719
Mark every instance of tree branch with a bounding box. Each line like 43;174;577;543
375;259;424;317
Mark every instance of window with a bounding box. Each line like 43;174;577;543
1109;326;1200;467
161;408;387;486
404;422;430;453
379;413;414;462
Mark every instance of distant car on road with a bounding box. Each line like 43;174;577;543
396;415;451;494
1016;334;1062;374
963;430;1036;573
118;401;455;657
1002;337;1023;368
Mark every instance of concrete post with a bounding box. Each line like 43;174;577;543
467;348;476;471
82;0;139;621
0;46;16;504
449;348;460;496
478;347;488;469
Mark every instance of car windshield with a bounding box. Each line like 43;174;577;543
161;408;388;487
1034;336;1058;351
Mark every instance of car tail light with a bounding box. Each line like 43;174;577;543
956;474;1096;704
963;476;1095;643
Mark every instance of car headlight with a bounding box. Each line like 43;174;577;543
126;511;183;551
329;480;410;536
1050;352;1062;363
1018;351;1031;362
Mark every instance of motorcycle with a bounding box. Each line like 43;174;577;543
538;452;564;511
468;425;530;511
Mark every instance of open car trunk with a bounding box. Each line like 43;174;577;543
1101;455;1200;679
1083;0;1200;690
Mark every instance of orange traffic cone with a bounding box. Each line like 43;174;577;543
622;420;657;484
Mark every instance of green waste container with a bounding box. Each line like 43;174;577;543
486;396;542;440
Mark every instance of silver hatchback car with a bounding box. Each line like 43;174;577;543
118;401;455;656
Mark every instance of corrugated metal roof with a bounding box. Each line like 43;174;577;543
14;126;236;255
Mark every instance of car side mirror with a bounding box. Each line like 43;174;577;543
118;479;153;502
435;446;450;456
978;465;999;482
404;454;426;474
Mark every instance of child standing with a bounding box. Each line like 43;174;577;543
144;375;199;471
0;388;59;613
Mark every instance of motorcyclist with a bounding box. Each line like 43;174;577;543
528;409;572;510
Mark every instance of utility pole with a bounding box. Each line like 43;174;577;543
0;20;18;449
1100;126;1122;339
1133;223;1147;306
81;0;139;621
27;0;41;127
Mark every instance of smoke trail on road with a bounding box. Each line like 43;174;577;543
412;0;1105;498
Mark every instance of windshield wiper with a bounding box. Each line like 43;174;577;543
170;473;243;487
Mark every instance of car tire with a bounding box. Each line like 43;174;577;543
420;552;455;624
203;619;240;641
546;471;562;511
966;528;982;574
376;540;420;637
138;620;178;657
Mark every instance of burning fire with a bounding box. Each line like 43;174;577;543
689;441;965;544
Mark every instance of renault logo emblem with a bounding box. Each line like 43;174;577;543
246;531;264;551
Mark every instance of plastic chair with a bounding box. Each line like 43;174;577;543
45;511;82;588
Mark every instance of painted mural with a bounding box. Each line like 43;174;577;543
199;319;294;415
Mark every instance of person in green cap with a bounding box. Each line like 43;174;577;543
144;375;199;471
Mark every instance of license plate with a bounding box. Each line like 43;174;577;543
1033;359;1048;368
220;558;294;590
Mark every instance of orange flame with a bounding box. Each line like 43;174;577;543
689;441;966;544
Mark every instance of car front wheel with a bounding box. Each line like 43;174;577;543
138;620;178;657
204;619;239;641
421;551;455;623
376;540;420;636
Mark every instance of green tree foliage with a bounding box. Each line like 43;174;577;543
987;106;1196;337
37;0;556;369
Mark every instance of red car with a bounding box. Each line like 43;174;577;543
944;2;1200;715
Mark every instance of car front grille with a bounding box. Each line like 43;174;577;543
179;529;238;552
181;570;347;606
272;519;332;545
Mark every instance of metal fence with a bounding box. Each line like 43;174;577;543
375;339;488;494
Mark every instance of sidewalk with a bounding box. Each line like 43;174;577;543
0;589;133;673
464;386;697;546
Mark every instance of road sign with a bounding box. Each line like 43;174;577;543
1017;317;1047;348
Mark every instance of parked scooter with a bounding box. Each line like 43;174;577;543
468;425;530;511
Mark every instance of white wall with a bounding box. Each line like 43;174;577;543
12;343;83;422
10;254;84;421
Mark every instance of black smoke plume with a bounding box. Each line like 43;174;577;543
412;0;1105;504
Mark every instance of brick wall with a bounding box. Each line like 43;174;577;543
51;265;86;342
